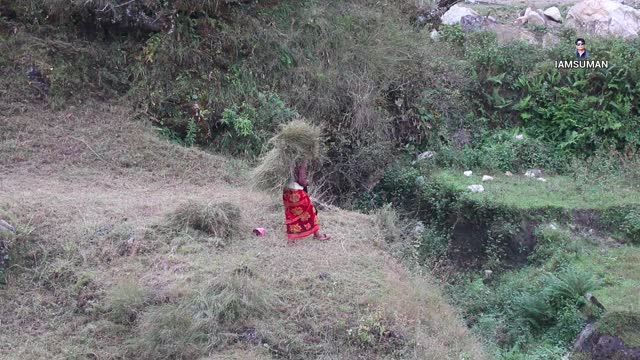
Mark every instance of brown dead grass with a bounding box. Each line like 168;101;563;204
0;104;486;359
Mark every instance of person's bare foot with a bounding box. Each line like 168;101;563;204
314;233;331;241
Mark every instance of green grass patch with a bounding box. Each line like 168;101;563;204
596;311;640;347
592;247;640;314
433;170;640;210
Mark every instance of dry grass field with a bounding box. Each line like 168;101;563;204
0;103;485;359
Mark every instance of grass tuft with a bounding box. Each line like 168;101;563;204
125;304;208;360
106;278;149;325
167;201;243;240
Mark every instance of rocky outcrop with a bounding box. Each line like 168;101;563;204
460;14;497;32
544;7;563;23
442;4;479;25
514;7;547;26
566;0;640;39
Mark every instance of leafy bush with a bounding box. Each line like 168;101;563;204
477;130;566;173
219;92;299;157
463;33;640;160
439;24;464;47
621;209;640;244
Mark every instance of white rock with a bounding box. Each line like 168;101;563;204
514;16;528;26
468;184;485;192
524;7;533;17
418;151;436;160
566;0;640;39
505;171;514;177
544;6;563;22
549;223;558;230
442;4;480;25
482;175;494;182
528;11;547;26
484;269;493;279
430;29;440;41
525;169;542;178
537;177;547;182
514;134;524;140
464;170;473;176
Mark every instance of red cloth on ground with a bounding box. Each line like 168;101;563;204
283;188;320;239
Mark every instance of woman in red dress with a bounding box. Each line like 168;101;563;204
283;159;331;245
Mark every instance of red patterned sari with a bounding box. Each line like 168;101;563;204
283;188;320;239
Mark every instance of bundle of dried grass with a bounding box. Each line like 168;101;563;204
252;120;322;192
168;201;243;239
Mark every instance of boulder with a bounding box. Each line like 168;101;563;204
468;184;485;192
544;6;563;22
464;170;473;176
430;29;440;41
524;7;533;17
418;151;436;160
442;4;480;25
525;169;543;178
528;11;547;26
482;175;494;182
461;14;497;32
566;0;640;39
490;23;538;44
514;16;528;26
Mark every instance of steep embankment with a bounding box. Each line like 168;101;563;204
0;104;485;359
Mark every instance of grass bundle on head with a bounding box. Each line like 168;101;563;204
252;119;322;192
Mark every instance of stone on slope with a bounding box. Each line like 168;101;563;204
442;5;479;25
566;0;640;39
544;6;563;22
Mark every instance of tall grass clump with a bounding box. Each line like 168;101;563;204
188;270;274;326
167;201;243;240
251;119;322;192
125;268;274;359
373;203;405;243
125;304;208;360
106;278;150;325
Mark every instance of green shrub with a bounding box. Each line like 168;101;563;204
219;92;299;158
440;24;464;47
542;269;599;307
621;209;640;244
478;130;566;173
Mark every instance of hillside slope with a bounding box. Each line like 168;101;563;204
0;104;485;359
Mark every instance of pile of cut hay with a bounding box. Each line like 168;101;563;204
251;120;322;192
167;201;243;239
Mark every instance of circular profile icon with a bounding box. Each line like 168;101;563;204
575;38;589;58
